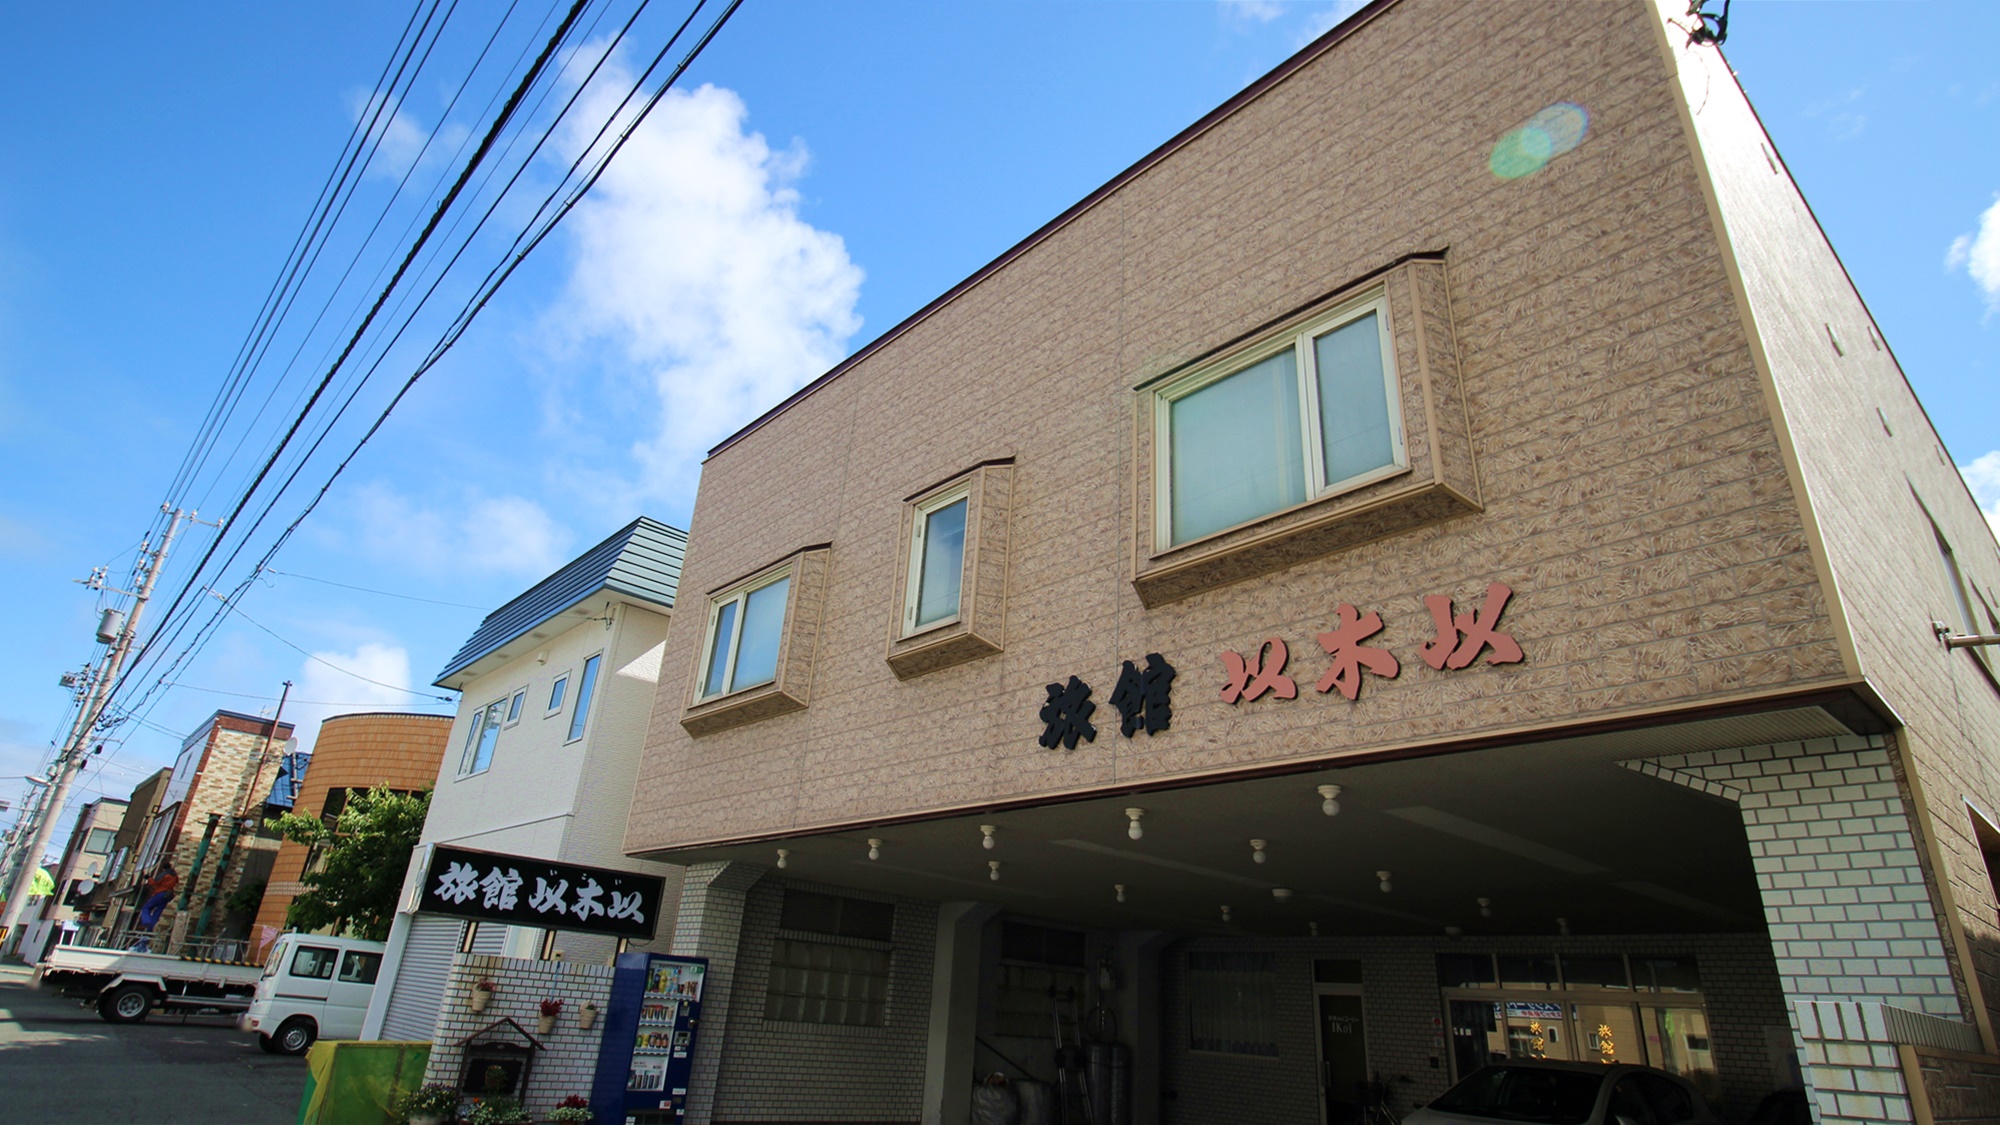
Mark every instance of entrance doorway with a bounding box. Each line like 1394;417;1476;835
1315;958;1368;1124
1319;995;1368;1122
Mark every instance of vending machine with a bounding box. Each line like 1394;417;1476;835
589;952;708;1124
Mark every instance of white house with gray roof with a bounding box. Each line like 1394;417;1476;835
361;516;689;1043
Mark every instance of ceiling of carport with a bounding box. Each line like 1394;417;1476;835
644;706;1855;939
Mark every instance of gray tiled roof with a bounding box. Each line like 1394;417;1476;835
434;517;686;688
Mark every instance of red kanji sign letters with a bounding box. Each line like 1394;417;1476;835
1419;582;1524;671
1217;582;1523;707
1313;603;1401;701
1220;638;1298;704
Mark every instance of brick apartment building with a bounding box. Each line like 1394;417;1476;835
250;710;451;958
615;3;2000;1124
109;709;294;957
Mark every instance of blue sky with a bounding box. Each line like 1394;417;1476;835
2;1;1997;853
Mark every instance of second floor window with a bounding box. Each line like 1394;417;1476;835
701;571;791;699
567;654;601;742
458;699;504;775
904;489;969;634
1157;293;1403;546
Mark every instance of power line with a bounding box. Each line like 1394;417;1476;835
164;682;455;708
97;0;743;738
262;567;489;610
204;593;455;702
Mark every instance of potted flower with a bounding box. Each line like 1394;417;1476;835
536;997;563;1036
577;1001;598;1031
549;1094;594;1123
391;1083;461;1125
465;1096;531;1125
469;978;496;1013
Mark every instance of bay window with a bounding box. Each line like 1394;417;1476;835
701;572;792;699
1158;293;1403;547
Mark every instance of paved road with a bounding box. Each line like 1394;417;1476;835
0;964;305;1124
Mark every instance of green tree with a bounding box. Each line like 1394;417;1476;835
269;786;431;941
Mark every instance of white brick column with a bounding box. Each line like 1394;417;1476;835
921;902;1002;1125
668;861;765;1125
1627;734;1979;1125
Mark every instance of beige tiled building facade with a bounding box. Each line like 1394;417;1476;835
622;3;2000;1124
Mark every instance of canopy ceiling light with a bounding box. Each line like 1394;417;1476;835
867;839;882;861
1377;870;1393;893
1220;905;1231;923
1318;784;1343;817
1250;839;1268;864
980;824;997;850
1125;807;1146;840
776;849;790;869
1271;887;1293;902
1478;896;1493;918
1114;884;1126;903
988;860;1002;882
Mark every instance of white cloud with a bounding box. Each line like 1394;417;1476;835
1220;0;1287;24
290;642;417;755
345;484;573;577
1962;450;2000;538
348;90;467;181
1218;0;1368;46
1946;195;2000;317
1296;1;1370;45
1804;86;1868;141
546;69;863;508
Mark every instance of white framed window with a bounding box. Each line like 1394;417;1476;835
457;699;505;776
503;689;526;728
546;673;569;715
698;568;793;701
902;486;970;636
566;653;602;743
84;828;117;854
1155;292;1404;547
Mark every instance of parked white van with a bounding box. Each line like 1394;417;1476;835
240;933;387;1054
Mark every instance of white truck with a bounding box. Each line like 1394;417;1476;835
35;942;265;1024
239;932;387;1054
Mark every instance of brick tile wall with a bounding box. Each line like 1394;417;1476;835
628;0;1848;862
1628;734;1997;1125
424;952;616;1119
710;876;936;1123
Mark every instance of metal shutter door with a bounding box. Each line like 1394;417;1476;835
469;920;508;955
379;915;462;1041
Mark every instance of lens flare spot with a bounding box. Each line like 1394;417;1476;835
1489;102;1590;180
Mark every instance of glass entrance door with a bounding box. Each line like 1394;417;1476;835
1318;993;1368;1124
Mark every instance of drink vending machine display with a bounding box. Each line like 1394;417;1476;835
589;952;709;1124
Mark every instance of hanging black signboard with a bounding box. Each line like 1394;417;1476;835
418;844;665;939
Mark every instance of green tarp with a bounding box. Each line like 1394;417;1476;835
297;1040;433;1125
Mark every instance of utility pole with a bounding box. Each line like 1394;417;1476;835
0;506;201;945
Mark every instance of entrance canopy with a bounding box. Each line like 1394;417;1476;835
645;706;1859;938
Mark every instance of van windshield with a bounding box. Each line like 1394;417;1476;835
261;944;284;979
